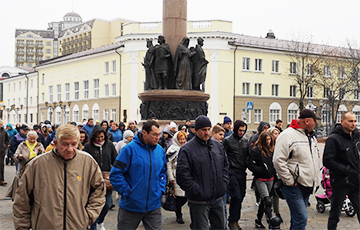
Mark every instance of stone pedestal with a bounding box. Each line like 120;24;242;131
139;89;209;120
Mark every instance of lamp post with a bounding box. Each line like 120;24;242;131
58;101;72;123
45;101;54;123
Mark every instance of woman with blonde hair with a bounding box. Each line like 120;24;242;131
166;131;188;224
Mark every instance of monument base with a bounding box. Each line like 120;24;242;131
139;90;210;120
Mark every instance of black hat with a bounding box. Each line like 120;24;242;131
190;123;195;128
298;109;321;120
33;125;40;130
195;115;212;130
20;124;29;131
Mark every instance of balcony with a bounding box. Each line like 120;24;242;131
16;43;24;47
36;52;43;56
27;59;35;63
26;51;34;55
16;50;24;55
17;59;24;63
27;43;34;48
36;44;43;48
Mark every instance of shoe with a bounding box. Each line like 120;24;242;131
109;204;115;210
0;181;7;186
176;217;184;224
307;201;311;207
255;219;265;229
276;213;283;223
97;222;106;230
228;221;242;230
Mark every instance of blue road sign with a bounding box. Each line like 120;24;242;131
247;102;253;110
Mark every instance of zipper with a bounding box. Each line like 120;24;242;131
145;148;152;213
100;146;103;169
63;161;67;230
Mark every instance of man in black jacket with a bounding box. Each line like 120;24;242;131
177;115;229;230
223;120;248;230
323;111;360;229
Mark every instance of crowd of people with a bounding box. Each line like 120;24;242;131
0;109;359;230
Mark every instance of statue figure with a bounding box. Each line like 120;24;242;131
192;37;209;90
153;35;173;89
174;37;196;90
142;39;156;90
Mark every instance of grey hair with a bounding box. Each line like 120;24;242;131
27;130;38;138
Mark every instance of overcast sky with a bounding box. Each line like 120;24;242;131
1;0;359;66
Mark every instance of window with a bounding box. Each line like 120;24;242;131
242;58;250;70
83;80;89;99
46;42;51;46
111;109;116;121
272;60;279;73
73;105;79;122
111;83;116;96
49;86;53;102
104;109;109;120
255;59;262;71
287;103;299;124
355;111;360;123
322;105;332;125
42;93;45;102
307;86;313;98
46;49;51;53
336;105;347;123
241;109;251;123
57;84;61;101
56;107;61;123
290;85;297;97
82;109;89;120
324;65;331;77
30;79;33;88
269;102;281;123
42;74;45;84
355;90;359;100
104;84;109;96
290;62;297;74
307;64;313;76
353;67;359;80
8;84;10;93
92;104;100;121
65;83;70;100
339;88;345;100
254;109;262;123
13;83;16;91
74;82;79;99
105;62;109;74
19;82;21;90
254;83;262;96
64;107;70;123
339;67;345;79
324;87;333;99
272;84;279;96
242;82;250;95
111;60;116;73
93;79;99;98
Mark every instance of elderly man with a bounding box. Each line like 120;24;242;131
13;124;105;230
273;109;321;230
0;120;10;186
177;115;229;230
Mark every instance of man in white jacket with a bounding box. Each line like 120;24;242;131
273;109;321;230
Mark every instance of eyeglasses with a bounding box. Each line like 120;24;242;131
150;133;161;138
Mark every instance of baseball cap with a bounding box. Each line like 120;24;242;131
20;124;30;131
298;109;321;120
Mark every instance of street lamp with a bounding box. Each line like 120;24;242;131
58;101;72;122
45;101;54;123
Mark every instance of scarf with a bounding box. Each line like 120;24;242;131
25;140;37;160
93;140;105;147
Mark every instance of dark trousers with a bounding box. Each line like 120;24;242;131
188;199;224;230
90;193;112;229
0;151;5;181
117;207;162;230
228;173;247;222
328;185;360;229
175;196;187;218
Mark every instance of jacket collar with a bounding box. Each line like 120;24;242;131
52;148;77;161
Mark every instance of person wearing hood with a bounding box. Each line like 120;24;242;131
222;120;249;230
169;121;177;136
109;120;167;229
126;120;139;135
6;124;18;140
115;130;134;154
82;118;95;137
100;120;113;142
109;122;123;143
323;111;360;229
166;131;188;224
15;123;21;133
119;122;125;134
40;124;49;141
249;121;270;149
83;125;118;230
159;126;173;152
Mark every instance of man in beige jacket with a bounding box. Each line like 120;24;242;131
13;124;105;230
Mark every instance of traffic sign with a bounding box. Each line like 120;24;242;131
247;102;253;110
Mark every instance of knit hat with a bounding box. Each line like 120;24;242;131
223;116;232;125
169;121;177;129
128;120;135;125
195;115;212;130
46;124;52;129
123;130;134;139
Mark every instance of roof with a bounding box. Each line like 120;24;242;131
59;19;95;37
36;42;124;67
15;29;54;38
64;12;82;18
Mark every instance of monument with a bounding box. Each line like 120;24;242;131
139;0;209;120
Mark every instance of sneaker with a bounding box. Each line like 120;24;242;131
176;217;185;224
255;219;265;229
228;221;242;230
97;222;106;230
276;213;283;223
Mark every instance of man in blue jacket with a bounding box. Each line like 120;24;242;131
82;118;95;137
110;120;167;229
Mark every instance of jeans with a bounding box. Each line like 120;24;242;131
281;185;310;230
228;173;247;223
328;185;360;229
222;194;228;229
90;193;112;230
188;199;224;230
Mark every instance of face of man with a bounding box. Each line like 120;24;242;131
223;122;232;131
196;127;211;141
54;136;79;160
276;122;282;129
212;131;225;142
190;127;195;133
20;129;29;136
186;121;191;126
341;113;357;134
88;120;94;126
111;124;117;131
303;118;317;132
237;126;246;138
143;125;161;146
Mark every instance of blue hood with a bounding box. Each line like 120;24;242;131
6;123;13;129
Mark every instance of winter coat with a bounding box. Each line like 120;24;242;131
37;132;46;148
6;124;17;140
166;131;185;197
323;124;360;188
248;147;275;180
0;128;10;154
100;120;113;142
273;120;321;193
110;133;167;213
115;139;130;154
82;123;94;137
177;135;229;204
10;132;27;153
13;149;106;230
223;132;249;175
14;141;45;175
109;128;123;143
159;126;173;152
